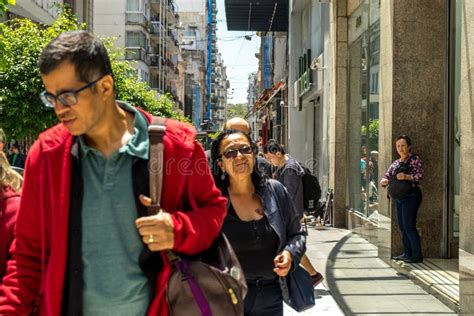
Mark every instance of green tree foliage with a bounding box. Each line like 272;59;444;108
0;7;185;140
0;0;15;16
361;119;379;150
226;103;248;119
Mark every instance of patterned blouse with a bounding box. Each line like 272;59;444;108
383;154;423;185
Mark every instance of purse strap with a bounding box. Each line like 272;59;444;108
148;117;213;316
148;116;166;215
148;117;179;263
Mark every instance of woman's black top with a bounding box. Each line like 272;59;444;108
222;203;279;280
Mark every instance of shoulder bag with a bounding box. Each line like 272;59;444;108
388;155;415;200
148;117;247;316
267;181;315;312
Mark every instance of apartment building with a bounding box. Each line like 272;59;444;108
176;0;220;130
94;0;183;111
4;0;92;28
212;52;229;130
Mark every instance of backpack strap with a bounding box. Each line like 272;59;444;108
148;116;166;216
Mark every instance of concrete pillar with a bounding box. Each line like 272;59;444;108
329;0;349;228
458;0;474;312
379;0;448;259
377;0;394;263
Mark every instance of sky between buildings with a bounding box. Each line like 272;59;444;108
216;0;260;105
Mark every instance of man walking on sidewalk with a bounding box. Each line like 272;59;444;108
0;30;226;315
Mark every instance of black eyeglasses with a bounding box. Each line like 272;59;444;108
220;146;254;159
39;75;107;108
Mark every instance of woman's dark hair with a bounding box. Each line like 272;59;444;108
38;31;112;83
395;135;412;147
263;139;285;155
210;130;266;191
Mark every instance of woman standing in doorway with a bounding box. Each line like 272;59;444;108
381;135;424;263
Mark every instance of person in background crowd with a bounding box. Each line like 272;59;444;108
8;144;26;169
211;130;306;316
0;30;227;315
263;139;324;287
0;151;22;282
381;135;424;263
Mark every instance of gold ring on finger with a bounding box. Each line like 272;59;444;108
148;235;155;243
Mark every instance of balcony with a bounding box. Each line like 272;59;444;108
125;47;147;62
149;54;161;68
166;1;178;24
126;11;148;28
149;21;163;42
150;0;161;13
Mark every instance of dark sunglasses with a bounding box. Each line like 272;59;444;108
220;146;254;159
39;75;108;108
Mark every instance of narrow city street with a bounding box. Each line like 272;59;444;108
284;227;456;315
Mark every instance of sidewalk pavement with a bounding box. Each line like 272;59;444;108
284;226;456;315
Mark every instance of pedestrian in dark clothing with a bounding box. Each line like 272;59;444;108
263;139;324;287
9;144;26;169
381;135;424;263
211;130;306;316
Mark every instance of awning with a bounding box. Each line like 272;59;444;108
245;80;285;119
224;0;289;32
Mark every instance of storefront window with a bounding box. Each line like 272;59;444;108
348;0;380;220
451;0;461;240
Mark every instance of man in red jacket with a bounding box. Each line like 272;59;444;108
0;31;227;315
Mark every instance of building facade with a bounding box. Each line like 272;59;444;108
212;52;229;130
285;0;473;312
4;0;92;27
176;0;218;129
94;0;183;111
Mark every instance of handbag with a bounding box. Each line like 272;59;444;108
266;181;315;312
387;155;415;200
148;117;247;316
387;179;411;200
280;265;316;312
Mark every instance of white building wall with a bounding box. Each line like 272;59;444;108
288;0;331;190
94;0;126;47
287;0;310;163
9;0;60;24
8;0;92;26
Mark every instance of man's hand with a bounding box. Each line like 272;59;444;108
135;195;174;252
380;178;389;187
273;250;293;277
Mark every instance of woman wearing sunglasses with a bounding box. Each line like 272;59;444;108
211;130;306;316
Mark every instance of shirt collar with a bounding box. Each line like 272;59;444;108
78;101;149;160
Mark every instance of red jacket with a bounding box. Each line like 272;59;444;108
0;111;227;315
0;186;20;281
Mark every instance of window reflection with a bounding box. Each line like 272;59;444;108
348;0;380;220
